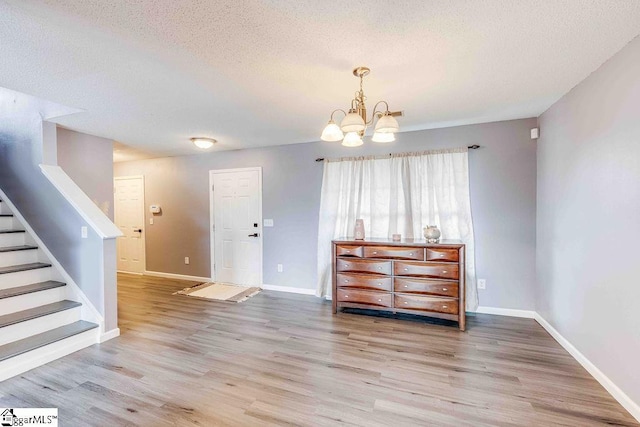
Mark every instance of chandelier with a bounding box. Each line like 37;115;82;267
321;66;403;147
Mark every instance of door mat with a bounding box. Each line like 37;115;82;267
173;282;261;303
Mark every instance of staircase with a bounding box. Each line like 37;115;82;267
0;198;98;381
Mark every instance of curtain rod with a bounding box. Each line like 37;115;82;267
314;145;480;162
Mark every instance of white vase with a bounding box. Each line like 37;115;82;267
354;219;365;240
423;225;441;243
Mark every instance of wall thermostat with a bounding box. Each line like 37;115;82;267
149;205;161;214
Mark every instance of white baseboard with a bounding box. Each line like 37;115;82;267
118;270;143;275
99;328;120;343
261;284;316;295
534;313;640;422
144;270;210;283
475;306;535;318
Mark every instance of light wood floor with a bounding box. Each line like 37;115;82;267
0;274;637;426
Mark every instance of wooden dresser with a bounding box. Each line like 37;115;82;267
332;238;466;331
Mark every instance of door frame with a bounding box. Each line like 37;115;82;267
209;167;263;285
114;175;146;274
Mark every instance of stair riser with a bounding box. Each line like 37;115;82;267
0;287;66;315
0;249;39;268
0;328;97;382
0;217;18;229
0;233;26;247
0;307;81;346
0;267;53;290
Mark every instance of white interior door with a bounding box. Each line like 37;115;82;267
210;168;262;286
114;176;146;274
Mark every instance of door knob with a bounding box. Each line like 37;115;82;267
134;229;142;233
248;233;260;237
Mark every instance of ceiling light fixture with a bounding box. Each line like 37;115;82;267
321;66;403;147
191;137;216;149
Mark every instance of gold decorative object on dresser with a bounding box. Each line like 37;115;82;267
332;238;466;331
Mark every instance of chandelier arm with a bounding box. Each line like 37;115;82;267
365;101;391;125
329;109;347;121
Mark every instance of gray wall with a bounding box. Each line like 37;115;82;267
115;118;537;310
537;37;640;405
57;127;114;220
0;107;114;329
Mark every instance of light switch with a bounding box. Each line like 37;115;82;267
81;226;88;239
264;219;274;227
150;218;154;225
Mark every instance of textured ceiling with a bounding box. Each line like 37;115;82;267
1;1;640;157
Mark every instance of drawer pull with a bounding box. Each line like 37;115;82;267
442;270;448;273
404;285;408;288
344;295;349;298
442;305;447;309
439;254;444;257
404;301;408;304
344;279;349;283
377;299;382;302
378;283;382;286
346;250;350;253
378;267;382;270
404;268;408;271
409;252;413;256
442;288;448;291
373;251;378;254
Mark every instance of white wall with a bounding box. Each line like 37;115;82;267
537;36;640;407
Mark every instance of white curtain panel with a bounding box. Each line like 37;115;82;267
316;148;478;311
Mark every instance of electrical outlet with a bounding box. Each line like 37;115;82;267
277;264;283;273
81;226;88;239
478;279;486;290
184;257;190;265
264;219;274;227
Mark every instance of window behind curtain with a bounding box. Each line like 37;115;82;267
316;148;478;311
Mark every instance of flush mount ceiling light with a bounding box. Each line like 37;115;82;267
190;137;216;149
321;66;403;147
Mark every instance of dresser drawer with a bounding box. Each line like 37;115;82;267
363;246;424;261
336;245;364;258
394;294;459;315
336;258;392;275
337;289;392;307
394;278;458;298
337;273;392;291
394;261;459;280
426;248;459;262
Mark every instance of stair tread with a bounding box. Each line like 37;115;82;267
0;229;25;234
0;320;98;362
0;214;13;217
0;300;81;328
0;245;38;253
0;262;51;275
0;281;66;300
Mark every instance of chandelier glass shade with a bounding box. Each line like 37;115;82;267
340;111;366;133
320;120;344;142
342;132;364;147
321;66;402;146
372;132;395;143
